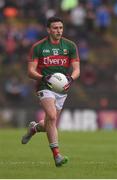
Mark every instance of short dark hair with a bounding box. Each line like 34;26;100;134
46;16;63;28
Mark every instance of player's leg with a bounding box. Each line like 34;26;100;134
21;89;68;166
51;109;68;166
21;93;47;144
21;90;56;144
21;91;56;144
41;97;58;145
21;89;67;145
53;93;68;166
40;97;68;166
21;118;46;144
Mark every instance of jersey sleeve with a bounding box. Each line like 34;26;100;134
69;42;80;63
28;44;39;63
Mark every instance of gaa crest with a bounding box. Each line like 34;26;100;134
52;49;59;55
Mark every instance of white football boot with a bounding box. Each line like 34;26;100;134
21;121;38;144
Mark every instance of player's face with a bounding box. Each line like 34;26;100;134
47;21;63;41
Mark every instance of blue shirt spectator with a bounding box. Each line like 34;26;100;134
96;5;111;28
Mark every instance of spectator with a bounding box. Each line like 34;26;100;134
70;3;87;38
79;39;89;63
95;5;111;34
85;1;96;35
4;76;25;101
80;64;97;86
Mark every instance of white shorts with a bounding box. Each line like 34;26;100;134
37;90;67;110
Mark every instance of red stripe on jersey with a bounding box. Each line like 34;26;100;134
38;55;70;68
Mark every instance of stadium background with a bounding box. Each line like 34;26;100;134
0;0;117;130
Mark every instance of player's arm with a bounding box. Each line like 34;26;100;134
64;42;80;91
64;61;80;91
71;61;80;80
70;41;80;80
28;44;43;81
28;61;42;80
28;44;53;87
28;61;52;88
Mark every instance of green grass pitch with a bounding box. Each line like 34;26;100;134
0;129;117;179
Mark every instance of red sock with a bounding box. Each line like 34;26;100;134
51;147;59;158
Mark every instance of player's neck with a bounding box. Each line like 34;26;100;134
49;36;60;44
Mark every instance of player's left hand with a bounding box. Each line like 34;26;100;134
64;75;73;91
42;75;52;89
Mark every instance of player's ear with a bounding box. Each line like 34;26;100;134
47;27;50;34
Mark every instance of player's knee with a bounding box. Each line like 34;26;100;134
48;112;57;122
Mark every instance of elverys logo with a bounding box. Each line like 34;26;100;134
43;57;67;65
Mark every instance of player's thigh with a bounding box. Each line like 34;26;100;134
56;109;61;118
40;97;57;120
56;109;61;126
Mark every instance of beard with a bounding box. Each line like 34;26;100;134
54;34;62;40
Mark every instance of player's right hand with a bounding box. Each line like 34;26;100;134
42;75;52;89
64;74;73;91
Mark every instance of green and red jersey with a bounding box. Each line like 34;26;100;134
29;36;80;91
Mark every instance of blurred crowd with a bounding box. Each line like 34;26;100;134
0;0;117;109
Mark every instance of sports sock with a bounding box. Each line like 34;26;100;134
35;123;45;132
35;123;41;132
50;142;60;158
29;123;40;135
